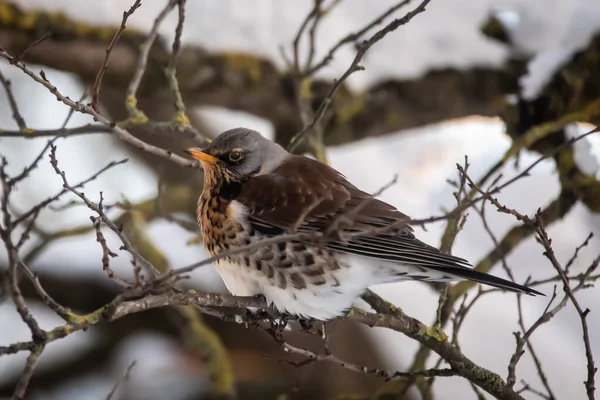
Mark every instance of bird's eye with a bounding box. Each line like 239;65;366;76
228;149;243;162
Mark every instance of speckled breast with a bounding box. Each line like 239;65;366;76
197;191;345;291
197;194;248;258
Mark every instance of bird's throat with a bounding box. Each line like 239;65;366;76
201;167;243;201
198;171;245;257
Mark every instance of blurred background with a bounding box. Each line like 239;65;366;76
0;0;599;399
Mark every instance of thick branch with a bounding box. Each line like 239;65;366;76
1;289;525;400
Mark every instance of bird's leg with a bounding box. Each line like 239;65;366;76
239;295;272;327
242;307;270;326
298;318;315;332
317;321;327;339
265;313;292;342
277;313;291;331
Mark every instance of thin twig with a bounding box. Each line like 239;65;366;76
18;260;72;322
0;160;44;339
61;86;90;129
507;286;558;388
304;0;413;76
0;124;112;137
0;69;27;129
14;31;53;63
8;139;56;186
13;153;128;226
288;0;431;152
92;0;142;111
518;381;552;400
279;341;458;381
91;205;129;287
565;232;594;276
537;224;597;400
105;361;137;400
164;0;188;120
49;145;160;279
440;155;470;253
459;162;597;400
12;344;44;400
5;247;44;339
292;0;323;74
0;48;197;169
126;0;178;115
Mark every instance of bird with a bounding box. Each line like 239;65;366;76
184;127;543;321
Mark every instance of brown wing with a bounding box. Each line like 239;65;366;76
236;155;404;230
235;156;545;296
235;155;469;267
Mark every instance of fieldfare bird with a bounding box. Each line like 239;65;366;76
185;128;542;320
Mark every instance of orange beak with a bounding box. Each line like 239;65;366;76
184;147;218;164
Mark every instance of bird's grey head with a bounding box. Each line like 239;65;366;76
185;128;288;181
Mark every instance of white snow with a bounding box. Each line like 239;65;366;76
519;0;600;99
566;123;600;179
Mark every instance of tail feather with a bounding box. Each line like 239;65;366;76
427;265;544;296
329;236;544;296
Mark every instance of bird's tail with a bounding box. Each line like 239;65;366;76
425;264;544;296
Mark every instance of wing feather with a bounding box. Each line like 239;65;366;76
234;155;543;296
236;156;459;269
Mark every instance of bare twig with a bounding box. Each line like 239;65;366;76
518;381;552;400
565;232;594;276
92;0;142;111
1;161;44;340
358;291;524;399
164;0;188;123
0;124;112;138
12;344;44;400
537;224;597;400
0;288;526;399
18;260;72;321
515;286;558;399
8;139;56;186
126;0;178;116
0;69;27;129
5;248;44;339
0;48;198;168
15;209;40;250
440;155;470;254
459;162;597;400
292;0;323;74
61;86;90;129
279;341;458;381
470;184;557;397
507;286;558;388
13;152;127;226
450;288;486;349
105;361;137;400
49;145;159;279
91;202;130;288
304;0;412;76
14;31;53;63
288;0;431;152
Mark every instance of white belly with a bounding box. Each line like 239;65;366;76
213;256;375;320
213;254;455;321
214;259;262;296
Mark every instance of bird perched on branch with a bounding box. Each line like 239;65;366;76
185;128;542;321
